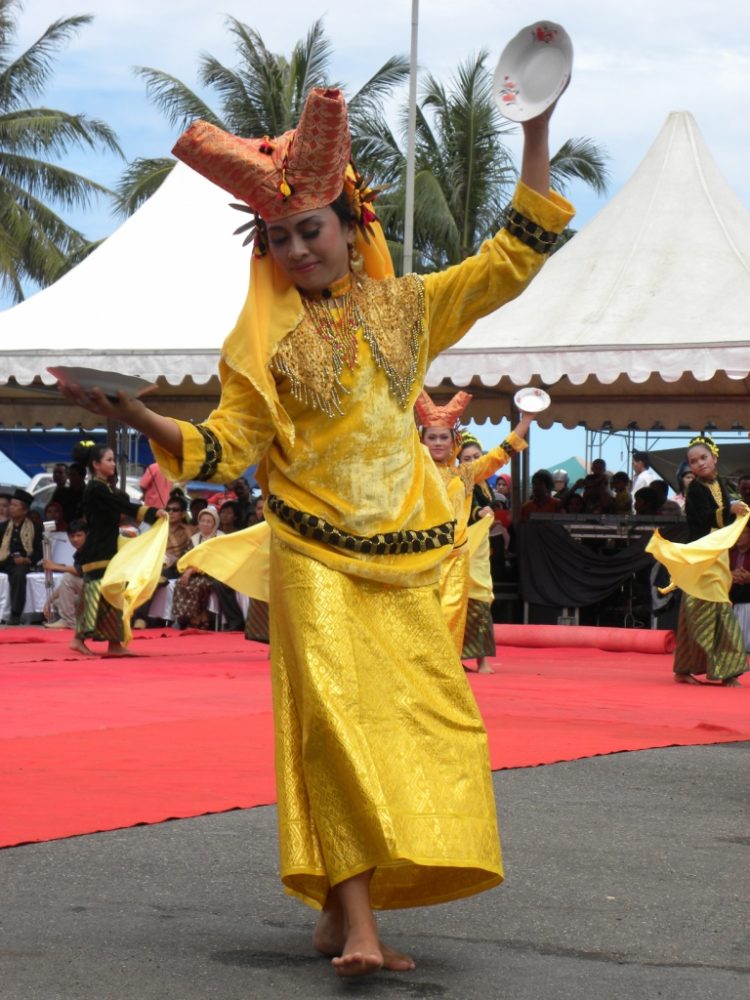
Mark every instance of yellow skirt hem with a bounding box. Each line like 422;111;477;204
281;857;504;912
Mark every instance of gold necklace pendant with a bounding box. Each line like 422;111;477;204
304;294;359;371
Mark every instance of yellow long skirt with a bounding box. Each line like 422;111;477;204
269;539;503;911
438;544;471;657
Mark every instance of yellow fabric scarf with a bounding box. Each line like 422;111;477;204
101;519;169;643
646;512;750;603
178;520;271;602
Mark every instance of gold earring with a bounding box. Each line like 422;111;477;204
348;244;364;274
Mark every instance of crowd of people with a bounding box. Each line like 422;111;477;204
0;458;267;639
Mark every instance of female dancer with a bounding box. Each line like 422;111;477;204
457;432;501;673
673;435;748;685
71;444;163;657
417;390;532;663
60;86;573;975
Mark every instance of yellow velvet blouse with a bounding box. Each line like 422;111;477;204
153;182;573;588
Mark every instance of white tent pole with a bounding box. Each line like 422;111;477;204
402;0;419;276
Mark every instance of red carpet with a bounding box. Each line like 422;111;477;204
2;627;749;849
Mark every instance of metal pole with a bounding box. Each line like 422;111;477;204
402;0;419;275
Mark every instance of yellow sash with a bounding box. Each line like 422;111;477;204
646;513;750;603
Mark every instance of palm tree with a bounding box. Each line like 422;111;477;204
0;0;122;303
114;17;409;217
374;52;609;271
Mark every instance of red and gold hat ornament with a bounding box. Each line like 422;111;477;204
415;390;473;431
172;88;351;225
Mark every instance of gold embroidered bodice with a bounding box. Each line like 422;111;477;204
271;273;424;417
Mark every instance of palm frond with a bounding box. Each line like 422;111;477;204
0;14;92;109
551;137;610;196
0;151;113;208
134;67;221;131
0;108;122;156
113;157;175;217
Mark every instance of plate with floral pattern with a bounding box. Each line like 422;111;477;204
513;386;551;413
493;22;572;122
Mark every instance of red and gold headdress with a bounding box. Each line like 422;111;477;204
172;88;351;224
415;390;473;432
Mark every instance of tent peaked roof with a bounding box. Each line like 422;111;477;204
0;161;248;388
426;111;750;389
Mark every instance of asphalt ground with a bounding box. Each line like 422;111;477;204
1;743;748;1000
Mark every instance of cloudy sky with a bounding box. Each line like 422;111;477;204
16;0;750;236
4;0;750;477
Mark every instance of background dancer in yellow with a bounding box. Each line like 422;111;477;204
417;390;532;663
60;86;572;977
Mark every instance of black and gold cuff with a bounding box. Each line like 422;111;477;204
504;207;560;254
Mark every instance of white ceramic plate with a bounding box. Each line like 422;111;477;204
513;386;551;413
493;21;573;122
47;366;157;401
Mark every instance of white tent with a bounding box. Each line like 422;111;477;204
2;111;750;433
426;111;750;431
0;162;242;427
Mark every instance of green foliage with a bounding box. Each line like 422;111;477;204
0;0;122;303
376;53;610;270
116;16;409;217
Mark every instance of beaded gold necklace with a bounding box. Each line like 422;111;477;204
302;275;359;372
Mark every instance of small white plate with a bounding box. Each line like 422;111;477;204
47;366;157;401
493;21;573;122
513;386;551;413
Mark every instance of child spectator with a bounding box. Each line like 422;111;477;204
43;519;87;629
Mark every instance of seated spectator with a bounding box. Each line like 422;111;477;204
738;473;750;508
43;500;68;532
672;461;694;510
0;490;10;524
493;473;511;509
590;457;611;491
172;507;223;629
139;461;174;508
0;488;43;625
551;469;569;498
581;473;612;514
189;497;208;523
562;491;584;514
610;472;632;515
42;519;87;629
52;461;86;524
218;500;243;534
730;524;750;651
212;501;245;630
651;479;682;516
231;477;254;527
633;486;660;516
163;492;193;580
520;470;562;522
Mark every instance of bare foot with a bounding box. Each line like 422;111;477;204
331;927;383;978
314;915;415;972
477;659;495;674
674;674;702;684
379;941;416;972
102;643;137;658
312;907;345;958
69;637;94;656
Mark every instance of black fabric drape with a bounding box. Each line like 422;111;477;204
517;520;688;608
